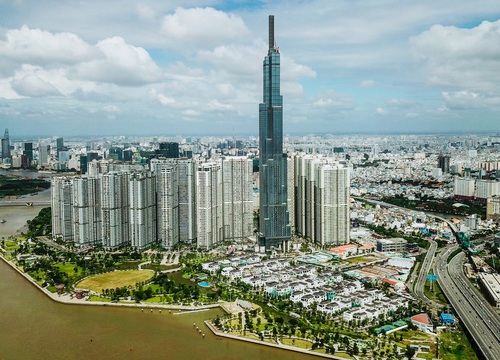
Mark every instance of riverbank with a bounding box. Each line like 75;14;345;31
204;320;349;360
1;252;347;360
0;253;222;311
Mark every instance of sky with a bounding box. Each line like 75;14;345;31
1;0;500;137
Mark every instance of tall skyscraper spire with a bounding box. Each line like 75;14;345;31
258;15;290;251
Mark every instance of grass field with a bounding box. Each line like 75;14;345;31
76;270;154;292
439;328;478;360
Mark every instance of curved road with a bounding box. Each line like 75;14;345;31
436;248;500;360
413;240;441;308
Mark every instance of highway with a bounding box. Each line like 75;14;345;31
413;239;441;308
436;247;500;360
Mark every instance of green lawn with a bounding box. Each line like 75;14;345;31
76;270;154;292
56;263;83;278
88;295;111;302
4;240;20;251
281;338;313;349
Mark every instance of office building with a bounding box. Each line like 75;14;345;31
38;142;48;168
438;155;450;174
23;142;33;168
2;128;11;161
258;15;290;251
156;142;179;158
376;238;407;252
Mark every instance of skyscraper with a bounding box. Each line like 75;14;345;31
1;129;10;162
258;15;290;251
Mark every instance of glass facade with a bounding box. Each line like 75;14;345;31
258;15;290;251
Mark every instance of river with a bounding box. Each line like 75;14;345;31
0;190;317;360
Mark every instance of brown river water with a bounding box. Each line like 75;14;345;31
0;189;317;360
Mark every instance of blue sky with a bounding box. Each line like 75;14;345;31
0;0;500;137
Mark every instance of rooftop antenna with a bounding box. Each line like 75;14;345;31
269;15;274;50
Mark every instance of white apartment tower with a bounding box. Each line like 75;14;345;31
316;164;350;245
100;172;129;248
73;176;101;246
129;172;157;249
453;176;476;199
294;154;350;245
51;176;74;242
177;159;197;244
151;160;179;248
196;162;223;248
221;157;253;240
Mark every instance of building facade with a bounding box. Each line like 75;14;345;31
258;15;290;251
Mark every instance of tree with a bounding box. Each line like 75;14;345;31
405;345;416;359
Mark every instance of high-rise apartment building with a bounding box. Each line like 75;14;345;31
258;15;290;251
150;158;197;248
316;164;350;245
221;157;253;241
73;176;101;246
100;172;130;248
151;159;180;248
196;162;223;248
51;176;74;242
294;154;350;246
129;172;157;249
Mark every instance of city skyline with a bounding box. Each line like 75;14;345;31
1;1;500;136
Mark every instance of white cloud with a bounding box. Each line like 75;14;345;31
0;25;97;66
74;36;163;86
410;20;500;90
313;91;353;110
375;107;388;115
102;104;120;112
360;80;374;88
162;7;249;50
442;90;500;110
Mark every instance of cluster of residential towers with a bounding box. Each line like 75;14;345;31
51;16;350;251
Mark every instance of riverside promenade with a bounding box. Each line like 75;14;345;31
204;320;351;360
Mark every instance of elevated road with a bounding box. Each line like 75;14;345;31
436;248;500;360
413;240;441;308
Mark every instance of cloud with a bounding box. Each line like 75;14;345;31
359;80;374;88
11;65;62;97
442;90;500;110
74;36;163;86
375;107;388;115
410;20;500;91
161;7;249;50
0;25;97;66
313;91;353;110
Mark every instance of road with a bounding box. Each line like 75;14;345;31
435;247;500;360
413;239;441;308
